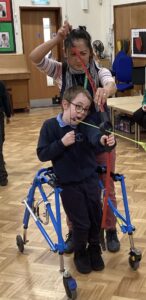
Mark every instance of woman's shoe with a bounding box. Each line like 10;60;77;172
106;229;120;252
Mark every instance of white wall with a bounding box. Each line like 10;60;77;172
12;0;145;57
12;0;101;53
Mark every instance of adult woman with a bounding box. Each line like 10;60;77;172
30;21;120;253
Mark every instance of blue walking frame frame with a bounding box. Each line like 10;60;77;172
16;166;142;299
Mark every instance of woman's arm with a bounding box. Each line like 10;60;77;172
104;81;117;98
94;68;117;108
29;21;71;64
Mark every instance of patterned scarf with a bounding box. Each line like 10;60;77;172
65;59;100;94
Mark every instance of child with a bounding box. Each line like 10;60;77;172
30;22;120;254
37;86;116;274
0;81;11;186
133;90;146;129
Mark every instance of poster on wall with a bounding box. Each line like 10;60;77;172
0;0;12;21
0;22;15;52
131;29;146;57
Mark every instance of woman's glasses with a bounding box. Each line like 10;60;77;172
71;102;89;114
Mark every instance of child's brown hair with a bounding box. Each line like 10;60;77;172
63;85;92;104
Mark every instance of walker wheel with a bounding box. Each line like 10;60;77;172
16;235;24;253
129;248;142;270
129;257;140;270
63;274;77;299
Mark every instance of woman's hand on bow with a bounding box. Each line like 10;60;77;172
94;87;108;111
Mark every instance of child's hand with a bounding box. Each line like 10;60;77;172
61;130;75;146
100;134;115;147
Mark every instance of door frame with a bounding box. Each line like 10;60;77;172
20;6;62;101
20;6;62;60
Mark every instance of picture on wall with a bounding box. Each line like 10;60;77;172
131;29;146;57
0;0;12;21
0;31;10;47
0;22;15;52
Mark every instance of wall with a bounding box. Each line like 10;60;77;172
12;0;101;53
11;0;145;58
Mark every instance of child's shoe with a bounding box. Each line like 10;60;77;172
0;178;8;186
64;231;74;254
74;248;92;274
88;244;105;271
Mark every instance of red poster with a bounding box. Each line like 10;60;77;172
0;0;12;22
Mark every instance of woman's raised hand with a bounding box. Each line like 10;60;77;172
57;21;72;41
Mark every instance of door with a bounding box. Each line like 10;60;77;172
21;8;61;100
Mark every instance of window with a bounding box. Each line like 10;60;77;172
43;18;54;86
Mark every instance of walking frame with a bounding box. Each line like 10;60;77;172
16;166;142;300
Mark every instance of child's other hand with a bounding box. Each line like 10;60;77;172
61;130;75;146
100;134;115;147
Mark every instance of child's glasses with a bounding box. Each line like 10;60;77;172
71;102;89;114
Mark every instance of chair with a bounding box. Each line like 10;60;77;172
132;66;146;95
115;56;134;92
111;50;127;76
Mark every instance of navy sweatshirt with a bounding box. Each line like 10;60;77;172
37;117;107;185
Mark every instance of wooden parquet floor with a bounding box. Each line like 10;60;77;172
0;107;146;300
